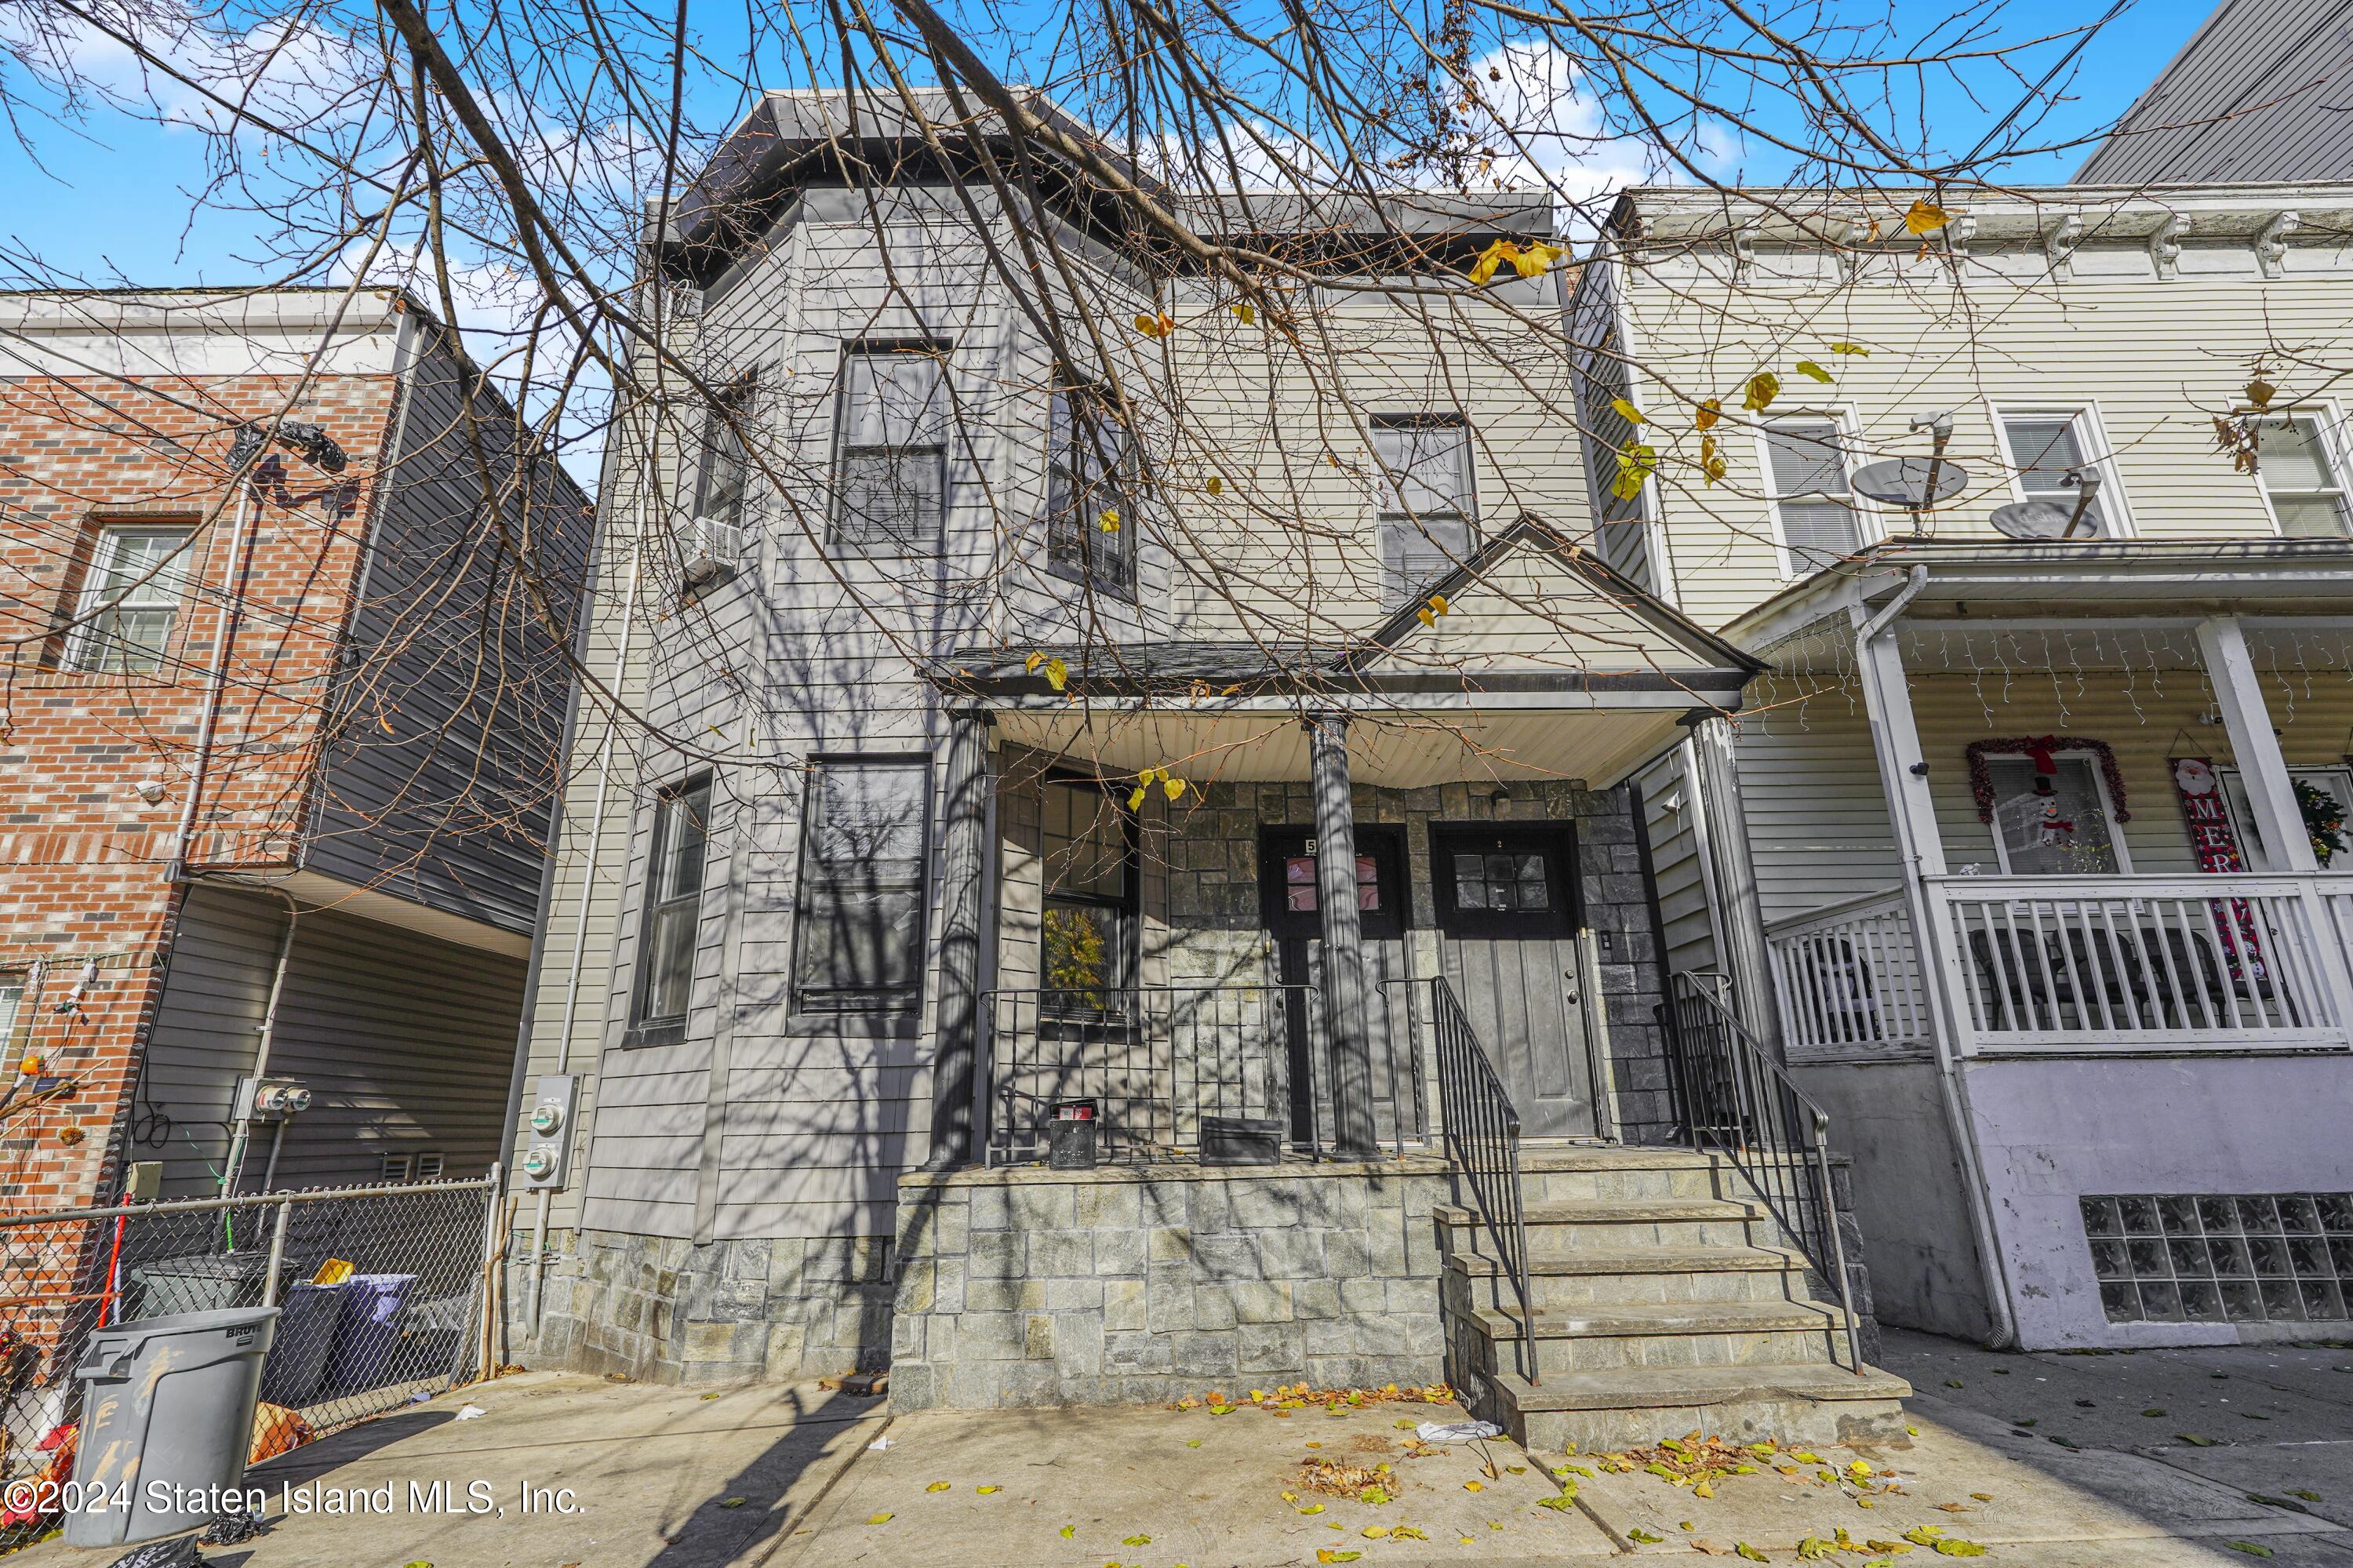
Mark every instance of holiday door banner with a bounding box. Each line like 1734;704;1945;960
2169;756;2267;981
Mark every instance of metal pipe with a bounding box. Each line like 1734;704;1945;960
261;1199;293;1304
221;891;301;1195
165;479;263;883
256;1118;288;1195
0;1173;496;1228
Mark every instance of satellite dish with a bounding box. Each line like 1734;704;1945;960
1851;457;1969;511
1988;500;2078;540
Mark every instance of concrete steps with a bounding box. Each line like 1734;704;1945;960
1436;1147;1909;1453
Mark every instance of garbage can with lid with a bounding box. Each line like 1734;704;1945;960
66;1304;279;1548
127;1251;270;1318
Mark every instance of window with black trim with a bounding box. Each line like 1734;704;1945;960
695;377;756;529
1040;777;1137;1014
1045;383;1137;595
833;340;951;553
631;776;712;1039
1429;823;1580;938
791;759;931;1017
1373;414;1475;607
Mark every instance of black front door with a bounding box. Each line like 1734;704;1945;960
1257;825;1409;1144
1430;821;1597;1139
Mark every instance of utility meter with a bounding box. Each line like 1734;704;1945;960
520;1074;579;1191
237;1076;311;1120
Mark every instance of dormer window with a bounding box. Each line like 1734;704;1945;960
1045;382;1137;595
1373;414;1475;607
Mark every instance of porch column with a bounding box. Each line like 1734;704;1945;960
1682;715;1784;1055
1852;612;1946;879
1308;713;1380;1158
2196;617;2319;872
927;705;995;1169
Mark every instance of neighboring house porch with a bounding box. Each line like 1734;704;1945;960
1689;540;2353;1351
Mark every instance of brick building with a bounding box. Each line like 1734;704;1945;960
0;288;595;1215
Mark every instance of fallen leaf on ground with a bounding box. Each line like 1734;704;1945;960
976;1485;1001;1494
926;1483;951;1493
1969;1493;1993;1502
1735;1545;1767;1562
2180;1434;2220;1446
1060;1525;1075;1538
865;1513;893;1526
1627;1528;1664;1544
719;1497;747;1509
2289;1490;2324;1502
1464;1481;1482;1492
1123;1536;1151;1546
2143;1409;2166;1417
2226;1546;2275;1559
1185;1439;1202;1448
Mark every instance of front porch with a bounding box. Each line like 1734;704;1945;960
1716;543;2353;1347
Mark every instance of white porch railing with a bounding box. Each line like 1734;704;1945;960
1764;888;1933;1056
1927;873;2353;1053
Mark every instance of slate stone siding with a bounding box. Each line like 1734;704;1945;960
887;1159;1456;1410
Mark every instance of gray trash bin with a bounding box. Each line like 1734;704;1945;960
65;1304;279;1548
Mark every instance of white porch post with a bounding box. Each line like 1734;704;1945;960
1851;619;1945;880
2196;617;2319;873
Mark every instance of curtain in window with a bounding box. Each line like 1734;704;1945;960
1764;421;1860;567
2002;416;2107;534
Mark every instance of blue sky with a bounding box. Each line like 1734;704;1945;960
0;0;2218;293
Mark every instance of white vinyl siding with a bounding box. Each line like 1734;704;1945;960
2254;413;2351;537
1762;418;1861;573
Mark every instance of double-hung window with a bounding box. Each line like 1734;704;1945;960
0;973;23;1056
1997;411;2112;536
2253;413;2351;537
1045;383;1137;595
1039;778;1136;1015
68;526;193;674
632;777;713;1039
1762;419;1862;573
695;377;755;530
833;340;950;553
1372;414;1475;607
791;759;930;1019
1986;755;2126;875
1575;329;1651;588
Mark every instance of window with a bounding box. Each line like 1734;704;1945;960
1045;384;1136;595
2220;764;2353;872
694;377;756;529
2253;413;2350;538
631;776;713;1038
1373;415;1476;607
1986;755;2125;875
0;975;22;1053
2084;1192;2353;1326
1574;329;1649;588
1998;412;2111;536
1429;823;1579;937
1762;419;1863;572
791;759;929;1017
833;341;950;552
1040;778;1136;1013
68;526;193;674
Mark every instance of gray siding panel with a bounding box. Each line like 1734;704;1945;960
139;884;528;1196
306;332;597;933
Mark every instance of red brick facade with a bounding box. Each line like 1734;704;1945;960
0;368;402;1213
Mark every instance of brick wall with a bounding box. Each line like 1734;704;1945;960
0;371;398;1210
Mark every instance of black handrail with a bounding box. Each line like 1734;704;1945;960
1427;976;1539;1385
1660;970;1865;1374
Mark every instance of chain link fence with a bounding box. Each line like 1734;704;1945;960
0;1177;498;1548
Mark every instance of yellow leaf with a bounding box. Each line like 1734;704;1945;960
1429;592;1449;615
1098;508;1120;532
1128;787;1147;811
1206;475;1224;495
1362;1525;1391;1538
1832;341;1871;356
1467;239;1511;286
1737;1547;1768;1563
1743;372;1779;412
1282;1492;1299;1503
1044;657;1067;692
1513;239;1566;278
1695;398;1722;431
1025;650;1044;673
1300;1502;1326;1515
1849;1461;1874;1477
1795;361;1833;383
1416;606;1435;627
1463;1480;1483;1492
1184;1439;1202;1448
1610;468;1645;503
1163;777;1185;802
976;1486;1000;1495
1232;302;1256;325
867;1513;893;1525
1700;434;1727;486
926;1482;951;1493
1904;198;1951;235
1612;397;1647;426
1060;1525;1076;1538
1123;1535;1151;1546
1694;1480;1714;1499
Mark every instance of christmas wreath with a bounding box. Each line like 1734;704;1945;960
1966;736;2130;824
2297;777;2348;867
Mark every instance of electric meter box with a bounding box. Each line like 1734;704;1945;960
521;1074;579;1191
235;1075;311;1120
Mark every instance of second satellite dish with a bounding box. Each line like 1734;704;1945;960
1988;471;2104;540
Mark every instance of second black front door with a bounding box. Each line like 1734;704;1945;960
1258;824;1410;1145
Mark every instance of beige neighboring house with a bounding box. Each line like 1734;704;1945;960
1593;183;2353;1349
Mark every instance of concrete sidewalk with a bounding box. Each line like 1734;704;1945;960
24;1329;2353;1566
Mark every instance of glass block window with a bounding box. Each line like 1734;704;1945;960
2083;1192;2353;1325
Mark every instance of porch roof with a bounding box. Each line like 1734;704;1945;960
1728;537;2353;656
929;518;1761;788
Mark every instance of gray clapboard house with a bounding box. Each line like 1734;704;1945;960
506;91;1910;1447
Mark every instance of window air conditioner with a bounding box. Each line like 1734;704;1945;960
678;514;744;587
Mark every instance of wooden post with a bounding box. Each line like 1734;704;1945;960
1309;714;1380;1158
928;707;994;1168
2197;617;2318;873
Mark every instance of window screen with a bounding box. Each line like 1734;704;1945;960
1764;420;1861;569
2000;415;2108;535
1045;384;1137;594
792;761;929;1014
69;526;193;674
1988;756;2120;875
834;344;950;552
633;777;713;1031
1373;417;1475;606
2255;415;2350;538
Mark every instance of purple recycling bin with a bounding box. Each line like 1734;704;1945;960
323;1273;416;1395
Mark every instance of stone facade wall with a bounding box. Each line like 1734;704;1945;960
508;1224;896;1384
888;1159;1456;1410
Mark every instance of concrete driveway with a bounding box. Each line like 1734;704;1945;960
21;1329;2353;1566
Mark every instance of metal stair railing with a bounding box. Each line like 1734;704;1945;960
1427;975;1539;1385
1660;970;1867;1376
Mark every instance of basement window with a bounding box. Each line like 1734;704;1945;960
2083;1192;2353;1325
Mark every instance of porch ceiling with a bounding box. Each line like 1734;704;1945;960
989;703;1696;788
